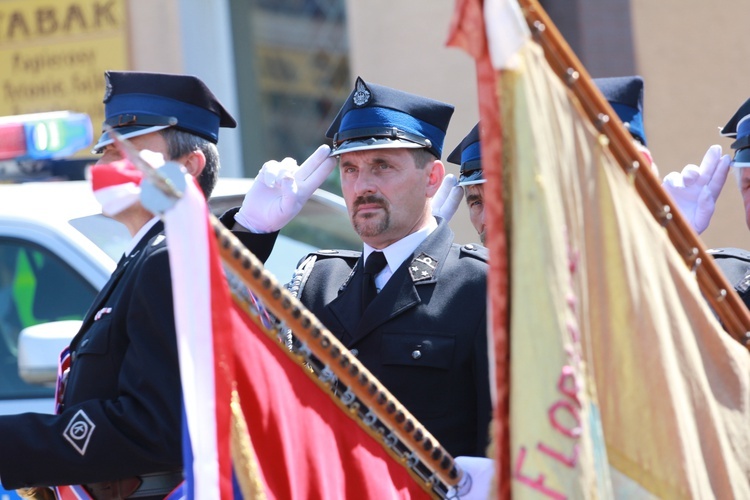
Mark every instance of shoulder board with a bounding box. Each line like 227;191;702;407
707;247;750;295
309;249;362;260
459;243;489;262
707;247;750;263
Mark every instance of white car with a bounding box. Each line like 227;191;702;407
0;178;357;416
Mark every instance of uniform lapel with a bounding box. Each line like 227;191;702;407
354;267;421;340
327;258;367;343
345;220;456;344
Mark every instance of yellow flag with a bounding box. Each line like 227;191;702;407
505;41;750;498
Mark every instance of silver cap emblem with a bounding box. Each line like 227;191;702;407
103;72;113;103
352;78;371;107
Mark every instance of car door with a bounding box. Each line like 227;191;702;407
0;237;97;411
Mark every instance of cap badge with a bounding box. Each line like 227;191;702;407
352;79;371;107
103;72;113;103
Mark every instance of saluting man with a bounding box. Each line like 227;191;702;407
446;122;486;245
0;71;333;499
284;77;492;459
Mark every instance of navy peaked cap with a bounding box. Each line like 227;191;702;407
721;97;750;167
93;71;236;152
326;77;454;158
447;122;484;186
594;75;647;146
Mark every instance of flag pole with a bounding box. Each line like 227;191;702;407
515;0;750;349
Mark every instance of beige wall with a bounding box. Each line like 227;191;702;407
126;0;182;73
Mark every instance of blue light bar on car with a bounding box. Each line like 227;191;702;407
0;111;93;161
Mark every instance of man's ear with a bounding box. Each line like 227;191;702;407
426;160;445;197
181;150;206;178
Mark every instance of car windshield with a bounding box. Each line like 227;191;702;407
69;214;133;261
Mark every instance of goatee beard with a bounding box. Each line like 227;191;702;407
352;195;390;237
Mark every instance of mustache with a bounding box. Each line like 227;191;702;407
353;195;386;211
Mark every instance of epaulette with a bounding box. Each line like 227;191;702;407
707;247;750;299
459;243;489;262
708;247;750;262
288;249;362;299
309;248;362;260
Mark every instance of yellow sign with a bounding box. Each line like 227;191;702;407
0;0;129;152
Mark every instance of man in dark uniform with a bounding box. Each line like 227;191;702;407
288;77;491;459
446;122;486;244
0;71;330;499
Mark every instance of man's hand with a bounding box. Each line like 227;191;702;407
432;174;463;222
661;145;731;234
235;144;337;233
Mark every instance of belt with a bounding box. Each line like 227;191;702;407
84;470;184;500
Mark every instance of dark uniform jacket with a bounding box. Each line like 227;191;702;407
0;213;276;490
708;247;750;309
295;220;491;458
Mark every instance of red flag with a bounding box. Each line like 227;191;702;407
229;297;430;499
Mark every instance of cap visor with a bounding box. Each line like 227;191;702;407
92;125;171;153
733;149;750;167
458;178;486;187
458;169;485;186
331;137;426;156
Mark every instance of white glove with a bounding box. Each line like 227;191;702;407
432;174;464;222
448;456;494;499
235;144;337;233
661;145;731;234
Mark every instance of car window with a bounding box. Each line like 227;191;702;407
0;238;97;401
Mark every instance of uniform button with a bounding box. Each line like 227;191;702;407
411;350;422;360
350;349;359;357
81;339;89;347
465;244;475;251
71;351;76;362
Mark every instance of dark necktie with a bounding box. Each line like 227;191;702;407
362;251;387;311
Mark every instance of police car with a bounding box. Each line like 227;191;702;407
0;113;358;499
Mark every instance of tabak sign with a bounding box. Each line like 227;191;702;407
0;0;128;150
